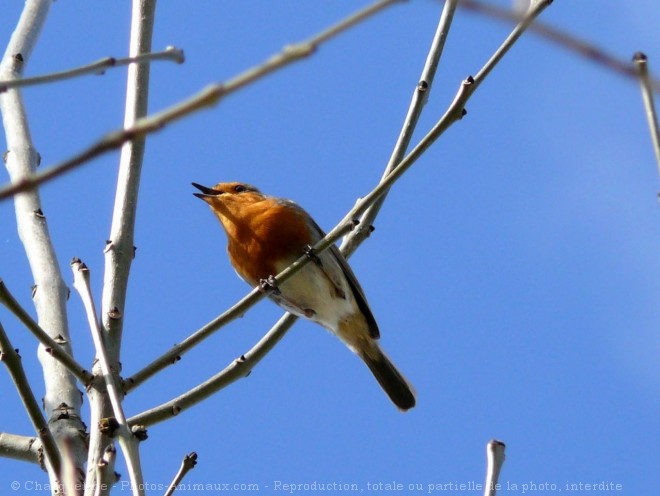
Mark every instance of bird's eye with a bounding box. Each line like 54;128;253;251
234;184;247;193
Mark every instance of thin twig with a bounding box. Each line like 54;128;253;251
0;46;183;92
0;0;403;202
342;0;458;254
0;322;62;480
484;440;506;496
128;313;297;427
164;452;198;496
0;279;91;384
459;0;660;94
71;259;144;496
633;52;660;184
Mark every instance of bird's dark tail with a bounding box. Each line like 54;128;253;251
360;345;416;411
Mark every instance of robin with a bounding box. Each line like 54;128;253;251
192;181;416;411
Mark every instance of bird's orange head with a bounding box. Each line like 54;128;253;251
192;181;316;284
192;181;264;210
192;181;271;228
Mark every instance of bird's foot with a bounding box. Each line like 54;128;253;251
303;244;323;267
259;275;280;295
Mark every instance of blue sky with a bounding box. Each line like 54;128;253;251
1;1;658;494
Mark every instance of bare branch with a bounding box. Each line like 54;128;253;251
94;445;118;496
0;432;42;466
0;279;91;384
85;1;157;494
460;0;660;93
0;322;62;481
342;0;459;254
0;46;183;92
164;452;198;496
83;2;156;495
128;313;297;427
484;440;506;496
71;260;145;496
633;52;660;184
0;0;403;202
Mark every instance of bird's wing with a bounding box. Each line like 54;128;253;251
290;202;379;340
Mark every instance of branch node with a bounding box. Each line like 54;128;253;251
165;45;186;64
33;208;45;219
130;424;148;441
107;307;122;320
633;51;648;63
53;402;73;420
183;451;198;469
98;417;120;437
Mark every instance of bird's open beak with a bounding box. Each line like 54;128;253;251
192;182;222;199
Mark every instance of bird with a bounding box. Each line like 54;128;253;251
192;181;416;411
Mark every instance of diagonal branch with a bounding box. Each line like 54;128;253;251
460;0;660;93
0;0;403;202
71;260;145;496
0;322;62;480
342;0;459;254
0;46;183;92
0;279;91;384
164;452;198;496
128;313;298;427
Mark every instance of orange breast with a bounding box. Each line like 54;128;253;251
225;201;315;286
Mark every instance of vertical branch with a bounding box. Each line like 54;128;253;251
483;440;506;496
86;1;156;494
341;0;458;254
633;52;660;182
0;1;86;493
102;0;156;363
